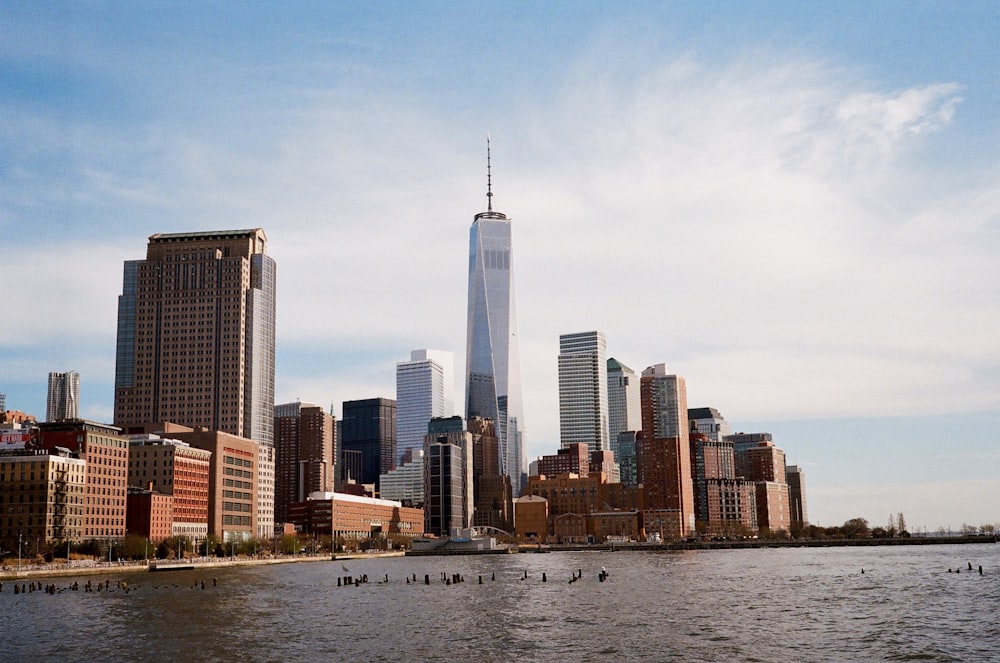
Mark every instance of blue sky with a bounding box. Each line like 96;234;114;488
2;2;998;531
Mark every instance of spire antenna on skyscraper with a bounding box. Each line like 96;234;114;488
486;134;494;212
476;135;507;221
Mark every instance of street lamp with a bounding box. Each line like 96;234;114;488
17;531;22;573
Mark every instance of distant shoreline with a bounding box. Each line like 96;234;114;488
2;536;994;579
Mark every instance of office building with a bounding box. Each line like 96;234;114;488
274;402;336;525
396;349;454;462
468;416;513;533
423;428;473;537
113;229;276;538
536;443;590;478
615;431;639;487
46;371;80;422
786;464;808;531
639;364;695;539
558;331;609;452
379;448;425;506
127;433;211;540
688;407;732;443
341;397;396;490
465;141;527;492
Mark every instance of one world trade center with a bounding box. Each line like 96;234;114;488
465;139;526;492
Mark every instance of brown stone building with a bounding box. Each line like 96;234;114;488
38;420;130;542
513;495;548;541
113;228;277;538
756;481;791;534
0;449;86;550
536;443;590;478
274;402;336;525
638;364;695;539
469;417;512;533
127;433;211;539
134;424;258;542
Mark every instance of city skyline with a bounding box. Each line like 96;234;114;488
1;4;997;531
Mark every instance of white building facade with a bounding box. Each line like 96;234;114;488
558;331;609;452
396;349;454;463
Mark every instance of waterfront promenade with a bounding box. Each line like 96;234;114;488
0;551;406;581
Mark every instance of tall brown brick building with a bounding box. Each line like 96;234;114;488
113;229;276;538
639;364;695;539
274;402;336;526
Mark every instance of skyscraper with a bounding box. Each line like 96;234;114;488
46;370;80;421
558;331;609;451
396;349;454;463
113;229;277;538
274;402;336;525
607;358;640;440
465;140;526;492
423;427;474;537
340;397;396;490
639;363;696;539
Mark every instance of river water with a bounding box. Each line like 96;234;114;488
2;543;998;662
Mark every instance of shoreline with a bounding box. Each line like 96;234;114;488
0;552;404;582
2;536;994;578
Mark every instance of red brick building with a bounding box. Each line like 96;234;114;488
287;492;424;541
126;485;174;542
38;420;130;542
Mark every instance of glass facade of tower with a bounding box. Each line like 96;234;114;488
396;349;453;463
558;331;609;451
465;208;526;492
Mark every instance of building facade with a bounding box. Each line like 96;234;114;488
468;417;513;533
113;229;276;538
607;358;641;441
160;426;259;542
341;398;396;490
38;420;130;542
786;464;808;532
396;349;454;463
0;449;86;551
558;331;609;452
379;449;424;506
274;402;336;526
423;429;473;537
46;371;80;422
287;491;423;541
465;143;527;493
638;364;695;539
127;433;211;539
536;443;590;479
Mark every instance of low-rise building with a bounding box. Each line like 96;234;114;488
126;485;174;542
513;495;548;541
287;491;424;541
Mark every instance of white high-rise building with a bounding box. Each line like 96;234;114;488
46;371;80;422
558;331;609;452
396;349;454;462
465;139;526;492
